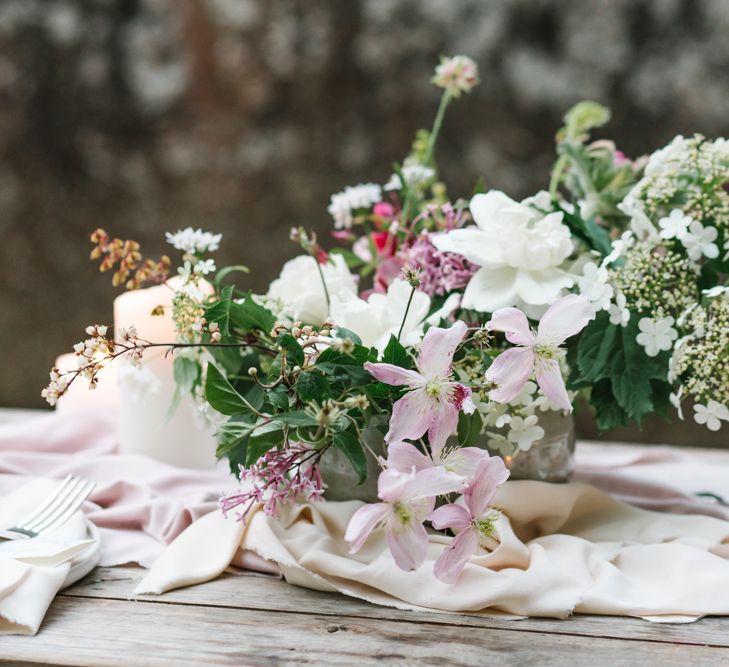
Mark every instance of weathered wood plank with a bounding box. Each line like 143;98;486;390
61;566;729;649
5;595;729;667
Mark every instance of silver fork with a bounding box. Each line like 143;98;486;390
0;475;96;541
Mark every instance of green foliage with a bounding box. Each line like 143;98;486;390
382;335;412;369
457;410;483;447
571;313;672;430
205;364;251;416
229;294;276;333
333;427;367;484
558;101;611;142
204;285;234;336
295;371;330;403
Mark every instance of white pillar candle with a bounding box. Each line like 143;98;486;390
54;353;119;414
113;277;218;470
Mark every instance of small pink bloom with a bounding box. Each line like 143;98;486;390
386;441;488;481
345;466;467;571
373;202;396;220
365;321;474;455
485;294;594;411
428;455;510;583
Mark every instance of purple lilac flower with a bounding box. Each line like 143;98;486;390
402;233;478;297
219;442;324;522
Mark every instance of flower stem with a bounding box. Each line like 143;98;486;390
400;90;452;225
397;285;417;342
315;261;331;311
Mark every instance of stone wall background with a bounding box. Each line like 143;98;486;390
0;0;727;444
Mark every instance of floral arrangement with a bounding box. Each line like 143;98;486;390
43;56;728;582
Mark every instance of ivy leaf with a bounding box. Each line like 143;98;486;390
230;294;276;333
332;428;367;484
295;371;330;403
205;364;251;416
457;410;483;447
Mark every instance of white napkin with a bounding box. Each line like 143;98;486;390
0;479;94;635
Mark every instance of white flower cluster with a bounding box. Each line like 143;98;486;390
432;55;479;98
384;164;436;192
479;380;573;455
327;183;382;229
166;228;222;255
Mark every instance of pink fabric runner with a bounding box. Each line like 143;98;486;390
0;409;727;568
0;410;235;566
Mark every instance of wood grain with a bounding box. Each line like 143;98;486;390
61;566;729;650
4;595;729;667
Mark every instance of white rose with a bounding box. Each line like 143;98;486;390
267;254;357;326
431;190;574;312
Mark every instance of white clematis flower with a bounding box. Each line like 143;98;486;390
267;254;357;326
635;316;678;357
431;191;574;312
329;279;460;354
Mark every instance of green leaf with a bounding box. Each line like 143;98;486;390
584;217;613;256
382;335;411;368
215;415;255;458
332;428;367;484
173;356;199;394
457;410;483;447
574;312;617;384
591;380;629;431
333;327;362;346
215;265;250;285
229;294;276;333
316;344;373;366
295;371;330;403
271;410;319;427
204;286;234;336
205;364;251;416
245;423;284;466
267;386;290;410
276;333;305;368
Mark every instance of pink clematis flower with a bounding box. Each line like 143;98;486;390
428;455;510;583
385;441;488;480
485;294;594;411
364;320;475;455
345;466;467;571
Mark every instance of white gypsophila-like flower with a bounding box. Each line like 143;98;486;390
669;386;684;420
116;362;161;403
432;55;479;97
618;194;659;242
680;221;719;262
658;209;693;240
607;292;630;327
602;231;635;267
267;254;357;326
384;164;436;192
510;380;538;408
431;191;574;312
194;259;216;276
326;183;382;229
166;228;222;255
577;262;614;312
506;415;545;451
703;286;729;298
329;278;460;354
644;135;690;177
693;401;729;432
636;316;678;357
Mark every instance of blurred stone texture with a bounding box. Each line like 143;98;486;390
0;0;727;444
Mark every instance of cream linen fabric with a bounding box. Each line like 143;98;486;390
137;480;729;621
0;480;95;635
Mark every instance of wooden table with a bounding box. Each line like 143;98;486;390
2;410;729;666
